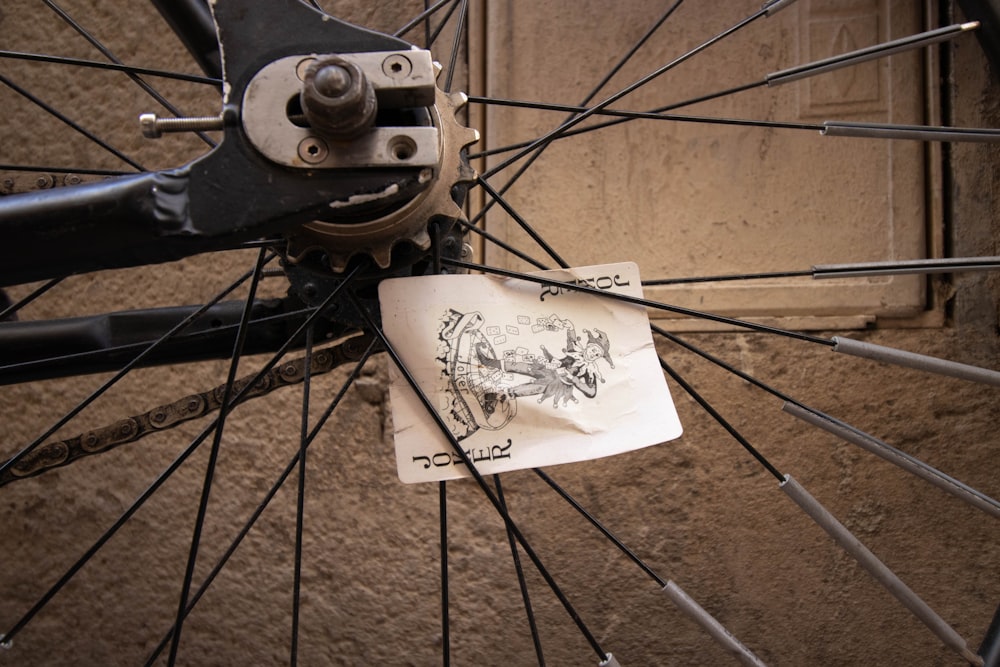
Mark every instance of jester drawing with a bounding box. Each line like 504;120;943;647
437;309;615;440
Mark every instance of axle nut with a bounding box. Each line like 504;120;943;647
300;56;377;140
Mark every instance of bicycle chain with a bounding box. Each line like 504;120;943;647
1;334;376;487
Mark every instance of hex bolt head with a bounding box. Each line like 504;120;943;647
297;136;329;164
300;56;376;140
382;54;412;79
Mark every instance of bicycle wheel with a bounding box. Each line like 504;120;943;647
1;1;998;665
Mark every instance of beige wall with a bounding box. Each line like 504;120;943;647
1;1;998;665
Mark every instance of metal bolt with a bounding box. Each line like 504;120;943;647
313;64;352;97
140;112;225;139
382;54;412;79
300;56;376;140
297;136;329;164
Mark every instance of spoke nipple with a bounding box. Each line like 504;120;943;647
1;635;11;650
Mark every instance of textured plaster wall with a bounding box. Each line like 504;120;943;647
0;1;998;666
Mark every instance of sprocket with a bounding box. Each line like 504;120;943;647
284;85;480;272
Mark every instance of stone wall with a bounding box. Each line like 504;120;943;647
0;1;997;665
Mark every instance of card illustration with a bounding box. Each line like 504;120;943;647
379;262;683;483
438;309;616;442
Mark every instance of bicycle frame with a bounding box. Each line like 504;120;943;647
0;0;439;379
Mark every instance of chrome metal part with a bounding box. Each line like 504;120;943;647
285;87;480;271
242;50;439;168
662;581;767;667
831;336;1000;386
780;474;983;666
300;57;377;140
139;112;225;138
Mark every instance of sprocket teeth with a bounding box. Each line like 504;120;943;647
285;84;480;273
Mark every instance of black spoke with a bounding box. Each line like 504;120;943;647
654;325;1000;518
534;469;665;588
424;0;463;51
439;480;451;667
642;257;1000;286
443;258;835;347
290;324;314;666
470;0;683;230
469;95;823;132
142;338;379;667
454;217;550;271
349;289;611;663
482;8;769;179
441;0;467;94
0;73;144;172
0;264;363;646
495;475;545;666
0;50;221;86
0;255;277;483
658;354;785;483
0;277;63;321
167;249;268;665
475;176;570;269
42;0;216;148
394;0;456;40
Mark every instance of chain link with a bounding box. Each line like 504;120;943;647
1;334;376;487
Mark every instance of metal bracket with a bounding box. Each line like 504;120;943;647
242;51;440;169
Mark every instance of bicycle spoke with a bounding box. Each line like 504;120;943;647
454;217;550;271
472;20;988;159
0;277;63;321
349;288;612;664
469;0;683;224
167;249;268;665
482;6;773;179
290;324;314;666
142;338;379;666
441;0;467;94
0;256;277;485
426;0;463;51
654;324;1000;518
1;264;363;647
779;474;983;664
659;349;984;662
470;95;825;132
475;176;570;269
533;468;768;665
0;50;221;86
494;475;544;666
658;355;785;483
394;0;457;40
439;480;451;667
42;0;217;148
642;257;1000;285
0;73;144;171
443;258;834;346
